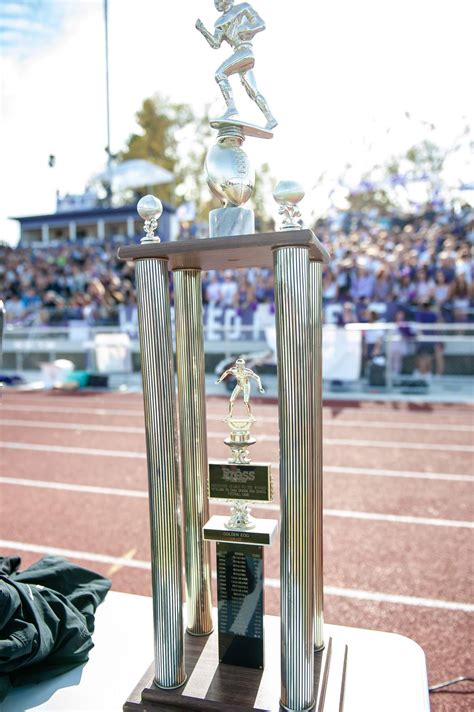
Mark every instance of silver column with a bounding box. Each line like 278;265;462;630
274;246;315;712
173;269;213;636
135;257;186;689
309;260;324;651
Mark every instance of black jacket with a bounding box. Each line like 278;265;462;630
0;555;111;701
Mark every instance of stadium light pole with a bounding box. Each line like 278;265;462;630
104;0;112;202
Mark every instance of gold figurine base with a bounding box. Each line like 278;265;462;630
224;501;256;530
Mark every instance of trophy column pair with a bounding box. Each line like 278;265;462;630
131;198;324;712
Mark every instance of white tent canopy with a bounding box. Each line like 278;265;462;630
91;160;174;193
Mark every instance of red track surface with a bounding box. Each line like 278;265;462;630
1;391;473;710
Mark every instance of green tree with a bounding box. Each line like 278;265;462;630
120;95;200;205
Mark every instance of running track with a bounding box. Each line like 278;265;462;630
1;391;473;710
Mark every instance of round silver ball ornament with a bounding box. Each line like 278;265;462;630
273;180;305;231
137;194;163;221
273;180;305;207
137;194;163;243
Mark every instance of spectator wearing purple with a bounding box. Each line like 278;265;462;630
413;267;435;305
351;261;375;301
220;271;238;307
414;300;444;377
372;266;393;302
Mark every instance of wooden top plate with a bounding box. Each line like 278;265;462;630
117;229;330;270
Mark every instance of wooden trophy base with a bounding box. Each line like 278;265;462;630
123;611;430;712
124;613;327;712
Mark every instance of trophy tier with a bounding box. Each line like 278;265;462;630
117;229;330;268
209;206;255;239
203;515;278;546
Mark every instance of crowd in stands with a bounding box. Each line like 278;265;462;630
317;203;473;325
2;203;472;338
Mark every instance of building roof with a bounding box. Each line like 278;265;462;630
11;202;175;226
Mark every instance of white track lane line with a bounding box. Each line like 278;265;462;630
1;404;144;417
0;539;472;613
2;442;147;458
2;427;473;452
1;444;472;481
320;437;474;453
2;419;145;434
2;407;473;433
1;476;472;529
3;398;473;414
0;476;147;498
323;465;474;483
324;509;473;529
320;587;474;612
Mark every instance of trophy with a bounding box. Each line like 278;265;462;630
121;4;328;711
196;0;278;237
119;0;431;707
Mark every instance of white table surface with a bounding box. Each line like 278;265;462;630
2;591;154;712
3;591;430;711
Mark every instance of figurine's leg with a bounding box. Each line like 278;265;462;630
239;70;278;130
214;75;238;120
243;383;252;416
229;384;242;415
215;50;255;121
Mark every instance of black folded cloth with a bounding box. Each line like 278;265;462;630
0;555;111;701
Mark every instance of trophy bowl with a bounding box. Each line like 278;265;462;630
224;415;256;444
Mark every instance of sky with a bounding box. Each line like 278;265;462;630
1;0;473;245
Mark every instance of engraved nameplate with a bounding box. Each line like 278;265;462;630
209;462;272;502
217;542;264;669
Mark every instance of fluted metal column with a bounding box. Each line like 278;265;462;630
135;257;186;689
173;269;213;636
309;260;324;651
273;246;315;712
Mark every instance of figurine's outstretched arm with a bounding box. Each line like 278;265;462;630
216;368;232;384
196;19;224;49
250;371;265;393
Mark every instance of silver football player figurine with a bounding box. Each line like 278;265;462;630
216;358;265;418
196;1;277;130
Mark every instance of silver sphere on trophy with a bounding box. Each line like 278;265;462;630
137;194;163;243
273;180;305;231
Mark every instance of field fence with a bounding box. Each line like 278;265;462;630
3;311;473;392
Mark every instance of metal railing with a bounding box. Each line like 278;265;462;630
3;319;473;389
345;322;474;391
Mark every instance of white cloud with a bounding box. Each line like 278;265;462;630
0;3;30;17
0;17;44;32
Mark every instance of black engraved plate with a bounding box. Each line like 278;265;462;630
216;542;264;670
209;463;271;502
